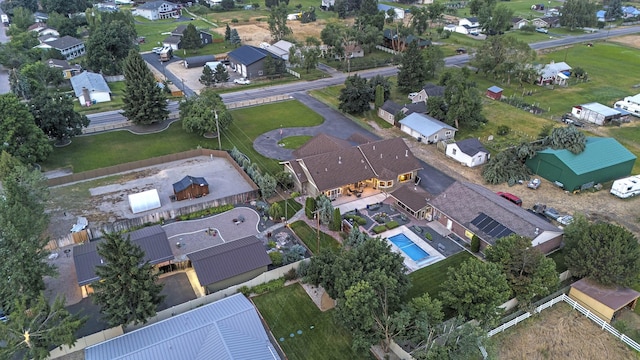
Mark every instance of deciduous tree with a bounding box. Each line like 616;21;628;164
29;92;89;143
92;233;165;327
397;42;427;93
268;3;292;41
85;19;137;75
423;45;445;80
561;0;597;30
41;0;90;14
122;49;169;125
439;68;486;129
10;7;34;31
1;0;37;14
338;74;373;114
0;94;51;163
180;88;232;136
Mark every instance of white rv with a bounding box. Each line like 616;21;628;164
614;94;640;118
610;175;640;198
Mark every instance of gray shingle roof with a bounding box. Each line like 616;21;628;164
73;225;173;286
70;72;110;97
421;83;445;97
380;100;402;115
359;137;423;181
454;138;488;156
187;236;271;286
403;102;427;115
46;35;83;50
163;34;182;45
172;175;208;193
390;183;433;212
85;293;281;360
137;0;177;10
292;133;352;158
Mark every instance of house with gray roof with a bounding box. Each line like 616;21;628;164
377;100;427;125
390;183;434;220
282;135;422;199
35;35;85;60
85;293;281;360
133;0;180;20
46;58;82;79
70;72;111;106
445;138;489;167
187;236;272;294
228;45;281;79
411;83;445;104
162;24;214;50
429;181;563;253
536;61;571;85
73;225;173;294
399;113;457;144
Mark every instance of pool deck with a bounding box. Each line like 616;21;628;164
380;226;445;272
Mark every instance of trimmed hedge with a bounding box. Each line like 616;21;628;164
372;225;387;234
177;204;234;221
344;214;367;225
239;277;286;296
386;221;399;230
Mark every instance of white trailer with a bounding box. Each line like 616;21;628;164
1;14;9;26
610;175;640;198
614;94;640;118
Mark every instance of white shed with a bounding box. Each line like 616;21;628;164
445;138;490;167
128;189;161;214
70;72;111;107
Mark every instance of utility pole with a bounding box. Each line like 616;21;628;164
214;109;221;150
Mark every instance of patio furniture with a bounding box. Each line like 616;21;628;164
411;225;423;233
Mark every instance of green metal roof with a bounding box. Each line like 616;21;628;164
538;137;636;175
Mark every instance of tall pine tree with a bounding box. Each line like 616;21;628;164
92;232;165;327
199;65;215;87
122;49;169;125
181;23;201;51
397;42;428;93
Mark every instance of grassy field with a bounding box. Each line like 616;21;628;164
404;251;475;301
280;135;313;149
252;283;370;360
289;220;341;254
74;81;126;114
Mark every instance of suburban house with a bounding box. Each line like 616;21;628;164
34;11;49;23
429;181;563;253
532;16;561;28
228;45;280;79
162;24;214;50
70;72;111;106
445;17;481;35
511;17;529;29
377;100;427;126
172;175;209;201
320;0;335;9
569;278;640;323
264;39;294;61
536;61;571;86
382;29;431;51
378;3;405;19
46;58;82;79
133;0;180;20
445;138;490;167
72;225;173;296
343;43;364;58
187;236;272;294
281;134;422;199
486;86;503;100
35;35;85;60
390;183;434;220
399;113;457;144
623;6;640;18
85;293;282;360
29;24;59;37
571;102;622;125
411;83;445;104
526;137;637;191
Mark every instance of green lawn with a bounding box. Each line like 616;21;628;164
252;283;369;360
404;252;475;301
74;81;127;114
272;198;303;220
309;86;377;131
290;220;341;254
280;135;312;149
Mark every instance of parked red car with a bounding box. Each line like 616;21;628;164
496;192;522;206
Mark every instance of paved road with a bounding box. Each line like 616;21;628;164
141;52;197;97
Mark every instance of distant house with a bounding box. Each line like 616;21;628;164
264;39;294;61
445;17;481;35
411;83;445;104
133;1;180;20
85;293;282;360
622;6;640;18
571;102;622;126
445;138;490;167
532;16;561;28
320;0;335;9
228;45;280;79
34;12;49;23
536;61;571;86
46;58;82;79
162;24;214;50
511;17;529;29
70;72;111;106
35;35;85;60
526;137;636;191
29;24;59;37
377;100;427;126
343;43;364;58
486;86;503;100
382;29;431;51
569;278;640;323
172;175;209;201
187;236;272;294
399;113;457;144
73;225;173;294
378;3;405;19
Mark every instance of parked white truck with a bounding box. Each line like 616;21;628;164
610;175;640;198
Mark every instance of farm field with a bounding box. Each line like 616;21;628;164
489;302;639;359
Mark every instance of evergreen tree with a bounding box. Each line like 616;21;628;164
368;74;391;101
122;49;169;125
230;28;241;46
92;233;165;327
213;63;230;83
181;23;201;50
225;23;231;41
331;208;342;231
199;65;215;87
305;197;316;219
338;74;374;114
374;84;384;108
397;42;427;93
263;54;277;76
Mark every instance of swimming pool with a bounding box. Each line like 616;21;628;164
388;233;430;263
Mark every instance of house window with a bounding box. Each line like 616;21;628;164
258;70;264;76
452;149;457;155
445;131;452;136
398;173;412;182
434;134;438;140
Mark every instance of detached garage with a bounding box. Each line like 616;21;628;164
569;278;640;323
525;137;636;191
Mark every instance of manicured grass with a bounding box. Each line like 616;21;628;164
272;198;303;220
74;81;126;114
290;220;341;254
604;125;640;175
252;283;368;360
280;135;313;149
309;86;376;131
548;248;567;273
404;251;475;301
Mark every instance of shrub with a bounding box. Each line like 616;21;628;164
284;268;297;281
297;260;309;278
374;215;387;224
344;214;367;225
239;286;250;296
372;225;387;234
283;244;306;264
177;204;234;221
425;232;433;241
291;191;300;198
305;197;316;219
386;220;399;230
471;235;480;253
330;208;342;231
267;241;277;249
231;18;239;23
269;251;283;266
250;278;286;295
497;125;511;136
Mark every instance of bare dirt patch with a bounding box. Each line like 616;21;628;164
610;35;640;49
209;19;326;46
492;303;638;360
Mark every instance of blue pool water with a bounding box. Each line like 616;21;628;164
388;233;430;262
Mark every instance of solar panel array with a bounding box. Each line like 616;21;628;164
470;212;514;239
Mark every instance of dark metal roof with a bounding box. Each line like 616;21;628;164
172;175;208;193
403;102;427;115
454;138;488;156
228;45;270;65
73;225;173;286
187;236;271;286
163;35;182;45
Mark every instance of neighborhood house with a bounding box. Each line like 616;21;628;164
571;102;622;125
162;25;214;50
35;35;85;60
399;113;457;144
133;0;180;20
70;72;111;106
228;45;281;79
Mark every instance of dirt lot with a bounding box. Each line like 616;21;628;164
610;34;640;49
491;303;638;359
209;19;326;47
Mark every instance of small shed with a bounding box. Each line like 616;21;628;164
183;55;217;68
569;278;640;323
445;138;490;167
486;86;503;100
172;175;209;201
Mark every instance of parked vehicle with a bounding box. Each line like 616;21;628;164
159;47;173;62
1;14;9;26
528;178;541;189
496;192;522;206
408;92;418;99
536;27;548;34
152;47;164;54
557;215;574;225
610;175;640;198
233;78;251;85
527;208;551;222
543;207;561;221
